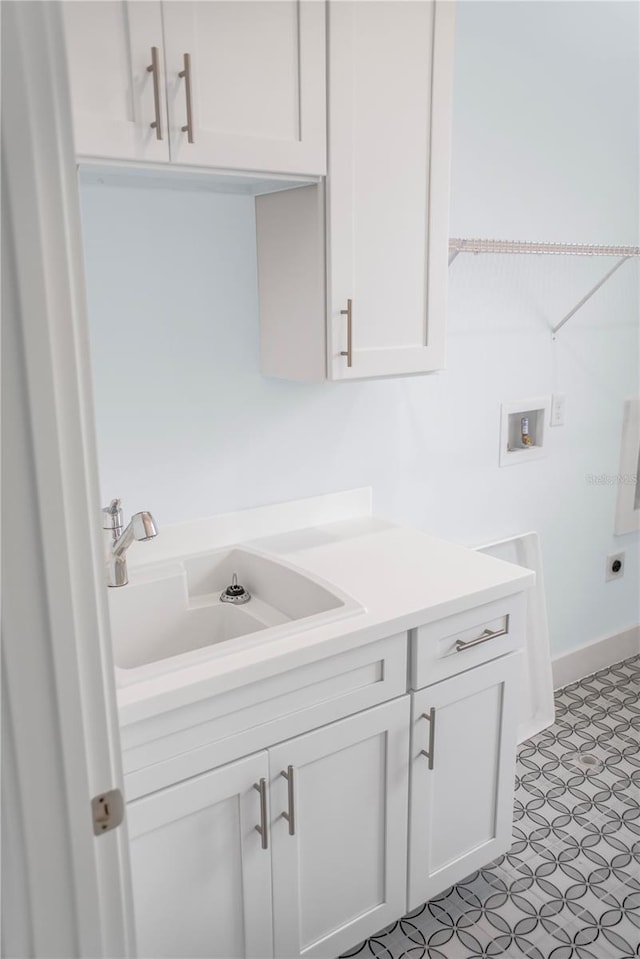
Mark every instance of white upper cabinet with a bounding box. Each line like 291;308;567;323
63;1;326;175
63;2;169;163
327;0;452;378
162;1;326;174
257;1;456;381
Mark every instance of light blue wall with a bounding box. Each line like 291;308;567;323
79;1;639;656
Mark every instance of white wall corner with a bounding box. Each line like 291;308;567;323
552;624;640;690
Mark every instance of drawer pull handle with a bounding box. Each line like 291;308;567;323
178;52;194;143
146;46;163;140
419;707;436;770
281;766;295;836
455;625;508;652
253;779;268;850
340;299;353;367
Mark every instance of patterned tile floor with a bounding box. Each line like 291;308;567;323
341;655;640;959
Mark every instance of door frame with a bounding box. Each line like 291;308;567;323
2;3;135;955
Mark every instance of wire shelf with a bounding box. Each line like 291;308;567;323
448;238;640;257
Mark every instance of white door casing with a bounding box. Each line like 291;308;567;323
2;3;135;955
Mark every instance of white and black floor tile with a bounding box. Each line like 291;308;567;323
340;655;640;959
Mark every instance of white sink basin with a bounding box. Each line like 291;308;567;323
108;546;363;684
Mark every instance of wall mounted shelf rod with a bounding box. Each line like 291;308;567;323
448;238;640;258
448;238;640;334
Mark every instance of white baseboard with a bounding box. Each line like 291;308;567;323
552;625;640;689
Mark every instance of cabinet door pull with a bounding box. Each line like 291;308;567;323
419;708;436;769
455;625;508;652
280;766;295;836
340;299;353;367
253;779;268;850
146;46;163;140
178;53;194;143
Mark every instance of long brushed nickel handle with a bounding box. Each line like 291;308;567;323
340;299;352;367
455;625;508;652
146;46;163;140
281;766;295;836
420;708;436;770
253;779;268;850
178;52;194;143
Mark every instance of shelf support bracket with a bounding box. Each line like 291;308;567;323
551;256;631;336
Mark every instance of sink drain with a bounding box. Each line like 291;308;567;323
561;750;604;774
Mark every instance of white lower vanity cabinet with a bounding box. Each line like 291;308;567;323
127;696;410;959
408;653;522;910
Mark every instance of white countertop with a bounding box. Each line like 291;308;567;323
117;512;535;725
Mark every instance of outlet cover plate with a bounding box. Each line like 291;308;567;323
550;393;567;427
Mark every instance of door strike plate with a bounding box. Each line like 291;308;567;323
91;788;124;836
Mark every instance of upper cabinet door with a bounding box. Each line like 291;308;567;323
63;1;169;162
328;0;455;379
162;1;327;175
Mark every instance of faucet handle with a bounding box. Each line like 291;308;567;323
102;498;124;530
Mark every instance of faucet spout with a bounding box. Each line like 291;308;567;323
112;512;158;559
102;500;158;587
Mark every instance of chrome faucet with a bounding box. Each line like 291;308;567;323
102;498;158;587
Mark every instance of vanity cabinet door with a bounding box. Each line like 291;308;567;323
127;751;273;959
408;653;521;910
162;1;326;174
269;697;410;959
62;1;169;162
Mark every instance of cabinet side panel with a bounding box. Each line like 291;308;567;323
256;184;326;382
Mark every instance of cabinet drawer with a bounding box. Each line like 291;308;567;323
410;593;526;689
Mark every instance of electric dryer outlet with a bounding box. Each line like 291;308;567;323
605;552;625;582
